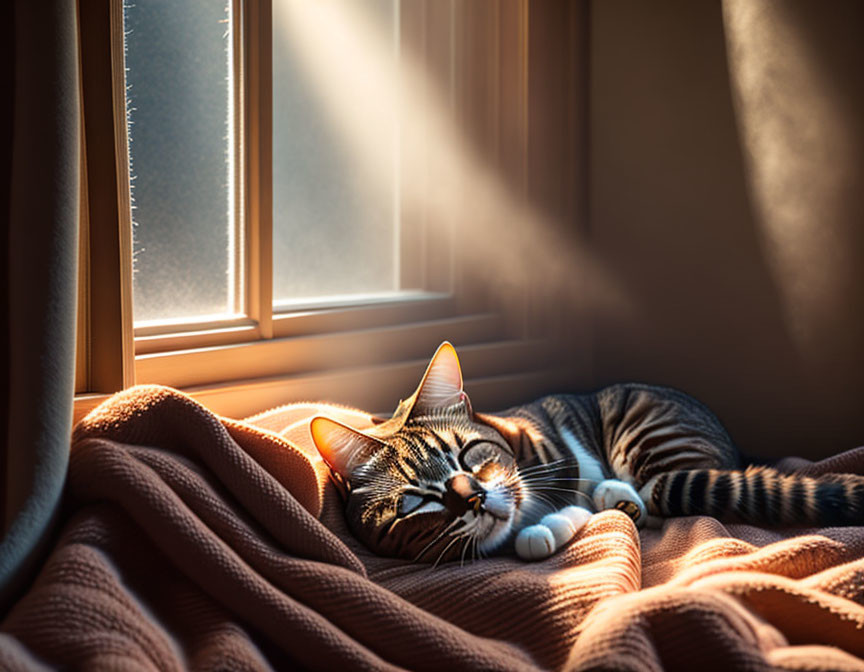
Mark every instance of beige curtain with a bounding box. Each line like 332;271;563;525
721;0;864;427
588;0;864;458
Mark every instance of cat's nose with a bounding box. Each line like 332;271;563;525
444;473;485;516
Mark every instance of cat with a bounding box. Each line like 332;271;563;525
309;342;863;562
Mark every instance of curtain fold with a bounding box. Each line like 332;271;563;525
721;0;864;379
1;0;79;608
589;0;864;457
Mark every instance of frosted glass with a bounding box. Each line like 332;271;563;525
125;0;240;325
272;0;398;307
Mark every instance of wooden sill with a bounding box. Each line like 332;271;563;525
135;312;505;389
72;338;561;426
134;293;456;355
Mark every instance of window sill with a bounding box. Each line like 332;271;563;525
72;338;561;426
135;292;455;355
135;312;505;389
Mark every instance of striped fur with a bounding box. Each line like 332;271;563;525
310;343;864;562
643;467;864;525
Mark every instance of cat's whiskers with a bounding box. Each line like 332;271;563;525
513;474;601;488
432;532;470;570
429;515;486;569
518;470;599;481
413;517;464;563
460;532;473;567
526;484;596;506
528;492;563;511
453;515;479;567
516;464;574;476
515;459;581;475
520;482;596;517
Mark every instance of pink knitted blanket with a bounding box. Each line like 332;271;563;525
2;386;863;670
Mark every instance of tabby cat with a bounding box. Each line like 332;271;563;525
310;342;863;562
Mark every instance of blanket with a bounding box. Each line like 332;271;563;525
1;385;863;671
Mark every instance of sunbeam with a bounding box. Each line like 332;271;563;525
273;0;628;319
722;0;862;363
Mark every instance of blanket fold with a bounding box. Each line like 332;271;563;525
2;385;863;671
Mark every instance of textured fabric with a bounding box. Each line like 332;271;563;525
2;386;863;670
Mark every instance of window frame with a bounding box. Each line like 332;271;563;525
128;0;458;352
74;0;580;425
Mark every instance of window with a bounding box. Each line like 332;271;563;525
124;0;448;333
272;0;401;308
75;0;572;423
124;0;244;326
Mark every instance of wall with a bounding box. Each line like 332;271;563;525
588;0;864;458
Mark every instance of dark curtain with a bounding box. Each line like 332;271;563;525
1;0;79;607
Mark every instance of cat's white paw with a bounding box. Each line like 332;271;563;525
560;505;594;530
538;514;575;549
593;479;647;527
515;525;556;560
540;506;593;547
515;506;593;561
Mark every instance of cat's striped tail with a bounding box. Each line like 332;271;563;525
641;466;864;526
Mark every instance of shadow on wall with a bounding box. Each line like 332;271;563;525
589;0;864;458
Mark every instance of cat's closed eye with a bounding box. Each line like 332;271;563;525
400;494;444;516
459;440;505;470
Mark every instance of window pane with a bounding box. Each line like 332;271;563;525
272;0;398;308
125;0;242;326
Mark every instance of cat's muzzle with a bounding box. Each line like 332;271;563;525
444;473;485;516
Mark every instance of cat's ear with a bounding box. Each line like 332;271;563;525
310;417;385;478
411;341;464;414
